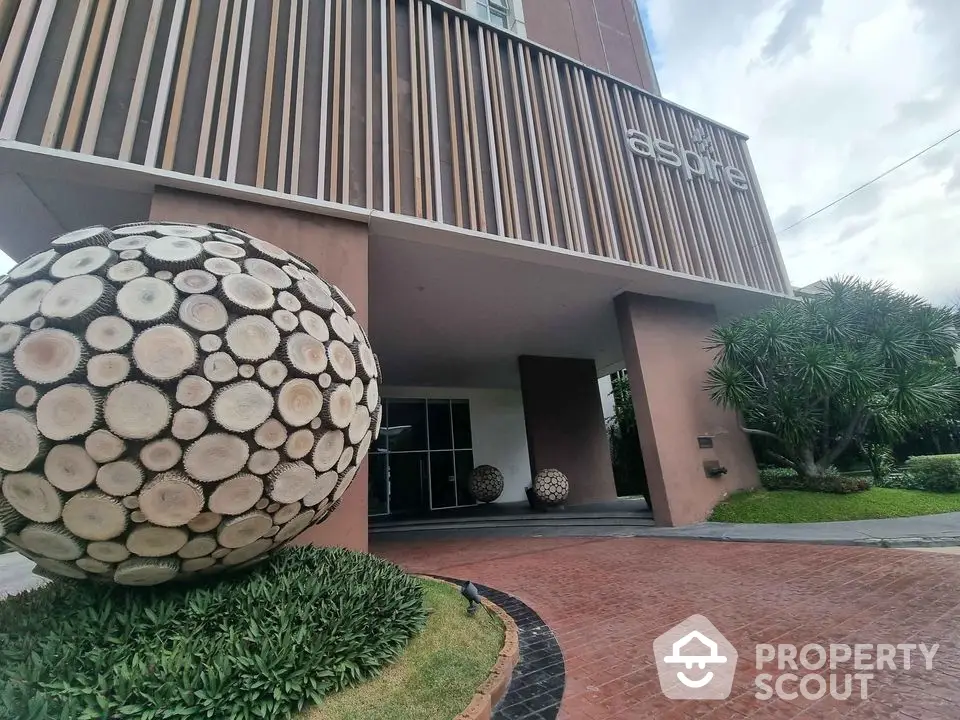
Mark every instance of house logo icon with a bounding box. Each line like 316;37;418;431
653;614;738;700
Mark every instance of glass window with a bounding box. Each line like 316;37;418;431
475;0;513;30
386;401;427;452
428;400;453;450
430;451;457;509
452;400;472;449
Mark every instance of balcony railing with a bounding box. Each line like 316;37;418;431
0;0;790;294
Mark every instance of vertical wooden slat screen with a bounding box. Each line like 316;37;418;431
0;0;790;295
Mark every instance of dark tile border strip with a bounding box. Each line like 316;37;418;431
430;575;564;720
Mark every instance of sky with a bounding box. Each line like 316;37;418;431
640;0;960;304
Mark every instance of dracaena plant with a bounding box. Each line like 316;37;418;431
705;276;960;481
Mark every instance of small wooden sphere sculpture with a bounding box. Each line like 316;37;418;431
532;469;569;506
468;465;504;503
0;222;381;586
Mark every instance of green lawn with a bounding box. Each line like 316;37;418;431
306;579;503;720
710;488;960;523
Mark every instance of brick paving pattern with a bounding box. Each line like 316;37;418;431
373;537;960;719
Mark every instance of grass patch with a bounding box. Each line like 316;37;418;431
307;579;504;720
709;488;960;523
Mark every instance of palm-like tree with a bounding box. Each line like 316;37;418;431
706;277;960;481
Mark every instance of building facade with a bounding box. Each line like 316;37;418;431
0;0;791;548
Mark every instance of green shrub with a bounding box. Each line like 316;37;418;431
0;546;427;720
900;454;960;492
860;444;896;484
758;466;870;494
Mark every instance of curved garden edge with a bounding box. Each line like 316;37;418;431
416;576;520;720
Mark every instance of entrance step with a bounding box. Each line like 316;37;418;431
370;510;656;537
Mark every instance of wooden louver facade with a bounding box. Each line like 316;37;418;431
0;0;790;294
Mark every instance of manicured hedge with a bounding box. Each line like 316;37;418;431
758;466;870;494
0;546;427;720
896;454;960;493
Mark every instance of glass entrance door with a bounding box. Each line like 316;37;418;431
368;398;476;517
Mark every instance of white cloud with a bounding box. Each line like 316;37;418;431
642;0;960;304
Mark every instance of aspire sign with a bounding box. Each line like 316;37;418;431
624;128;750;192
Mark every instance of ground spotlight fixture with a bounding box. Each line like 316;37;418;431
461;580;495;618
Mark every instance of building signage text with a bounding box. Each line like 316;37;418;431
624;129;750;192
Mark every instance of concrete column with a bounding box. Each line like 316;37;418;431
149;188;370;551
518;355;617;505
614;293;758;526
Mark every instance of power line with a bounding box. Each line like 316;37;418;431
775;126;960;235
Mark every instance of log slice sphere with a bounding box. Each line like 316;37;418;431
0;222;380;584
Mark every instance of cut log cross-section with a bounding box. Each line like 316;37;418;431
223;538;272;565
217;511;272;548
187;512;222;533
311;430;345;472
3;471;62;523
348;406;372;445
257;360;287;388
171;408;209;440
107;260;149;283
277;379;324;427
174;269;218;294
350;377;364;404
183;433;250;482
226;315;281;361
14;328;85;385
85;316;134;352
267;462;316;504
0;324;24;355
18;523;83;560
144;237;203;268
278;291;301;312
285;429;315;460
212;381;274;432
181;556;216;572
127;524;190;557
140;438;183;472
285;333;327;375
50;225;112;249
179;295;228;332
272;309;298;332
199;334;222;352
44;444;97;492
139;472;204;527
204;257;242;276
327;340;357;381
303;470;338;507
254;418;288;449
87;353;131;387
178;534;218;559
272;502;301;525
115;557;180;585
0;280;53;324
248;449;280;475
322;384;356;430
61;491;129;541
296;278;333;313
208;473;264;515
248;237;290;262
298;310;329;342
133;325;198;381
116;277;178;324
96;460;144;496
76;556;113;574
15;385;37;408
9;249;58;281
203;240;246;258
274;509;314;544
109;234;153;250
41;275;115;324
85;429;125;463
36;384;101;441
329;313;354;343
244;258;291;289
0;410;44;471
86;540;129;562
203;352;239;383
176;375;213;407
220;274;274;312
50;246;116;279
104;382;171;439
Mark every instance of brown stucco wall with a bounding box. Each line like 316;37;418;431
615;293;758;526
149;188;370;551
518;355;618;505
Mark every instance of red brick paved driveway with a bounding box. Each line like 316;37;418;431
372;537;960;719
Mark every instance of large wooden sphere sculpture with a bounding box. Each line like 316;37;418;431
0;222;381;586
468;465;504;503
532;469;569;506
